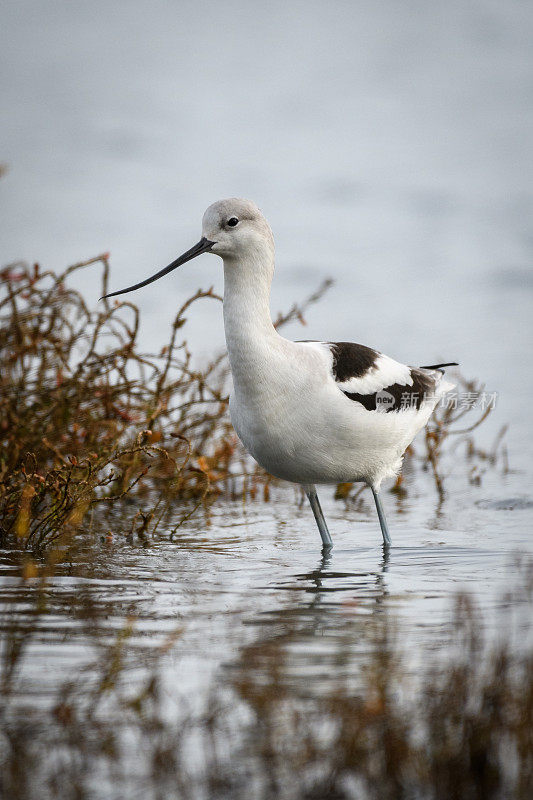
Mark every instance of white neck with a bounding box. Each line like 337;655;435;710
222;248;281;397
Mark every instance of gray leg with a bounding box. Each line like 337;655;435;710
304;485;333;549
371;487;391;547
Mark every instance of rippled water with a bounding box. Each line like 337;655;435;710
1;453;531;797
2;463;531;711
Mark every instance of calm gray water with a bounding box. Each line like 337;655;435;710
1;0;533;785
1;2;532;448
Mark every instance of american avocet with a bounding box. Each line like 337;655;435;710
104;198;457;550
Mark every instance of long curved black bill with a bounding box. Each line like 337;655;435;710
101;237;215;300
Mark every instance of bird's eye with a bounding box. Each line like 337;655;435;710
227;217;239;227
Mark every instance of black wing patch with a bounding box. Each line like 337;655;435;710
342;369;436;412
329;342;379;381
328;342;437;413
299;341;449;413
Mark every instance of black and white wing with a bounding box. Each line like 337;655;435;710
304;341;456;413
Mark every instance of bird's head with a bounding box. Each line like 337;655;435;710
102;197;274;300
202;198;274;261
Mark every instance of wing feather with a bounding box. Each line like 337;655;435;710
300;341;445;413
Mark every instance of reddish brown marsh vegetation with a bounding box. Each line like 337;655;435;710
1;256;503;551
0;255;295;551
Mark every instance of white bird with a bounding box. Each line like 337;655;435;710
104;198;456;550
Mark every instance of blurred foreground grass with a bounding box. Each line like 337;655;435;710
1;554;532;800
1;256;505;552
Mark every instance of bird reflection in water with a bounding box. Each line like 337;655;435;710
231;545;393;692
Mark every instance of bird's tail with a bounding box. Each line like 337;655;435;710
420;361;458;372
